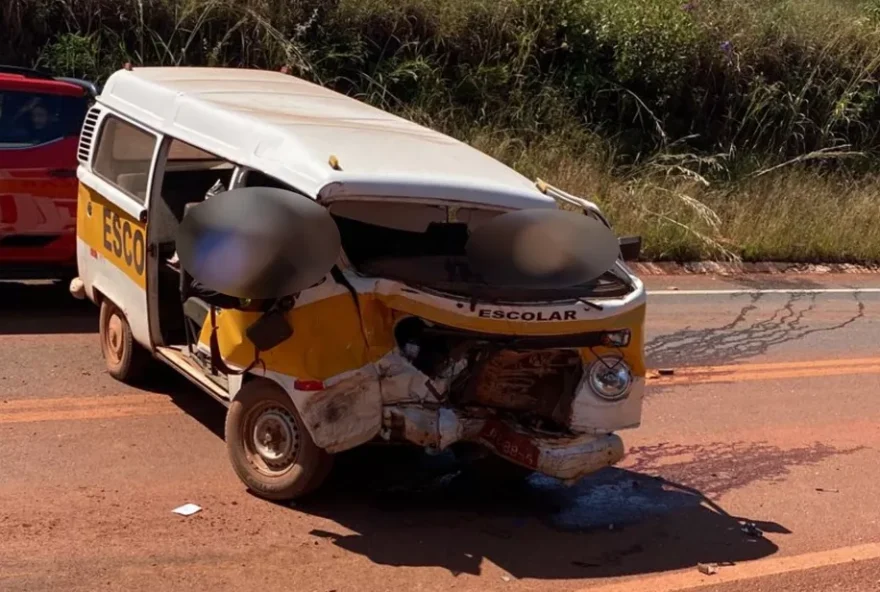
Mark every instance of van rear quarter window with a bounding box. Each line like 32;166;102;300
0;90;87;148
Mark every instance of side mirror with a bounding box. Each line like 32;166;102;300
619;236;642;262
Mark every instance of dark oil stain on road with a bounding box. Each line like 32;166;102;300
645;292;866;372
626;440;864;499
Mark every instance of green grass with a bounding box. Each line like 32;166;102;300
4;0;880;261
485;134;880;262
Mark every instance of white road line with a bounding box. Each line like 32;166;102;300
577;542;880;592
648;288;880;295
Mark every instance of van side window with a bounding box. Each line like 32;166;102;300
243;170;298;192
93;116;157;204
160;138;236;221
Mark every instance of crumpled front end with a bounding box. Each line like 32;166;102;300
359;273;647;482
211;259;646;483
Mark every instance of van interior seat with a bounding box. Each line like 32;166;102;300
163;169;231;222
183;295;211;328
115;172;148;201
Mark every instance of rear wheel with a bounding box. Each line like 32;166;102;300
99;300;150;382
225;379;334;501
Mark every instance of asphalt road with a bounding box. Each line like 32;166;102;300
1;275;879;592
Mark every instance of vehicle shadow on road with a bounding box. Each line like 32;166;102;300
287;444;790;580
128;364;227;438
0;281;96;335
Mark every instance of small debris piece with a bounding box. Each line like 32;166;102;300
741;522;764;538
697;563;718;575
658;369;675;376
668;286;679;291
172;503;202;517
501;575;512;582
816;488;839;493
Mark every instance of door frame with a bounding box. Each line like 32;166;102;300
145;133;248;347
78;106;162;350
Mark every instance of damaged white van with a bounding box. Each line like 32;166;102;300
71;66;647;500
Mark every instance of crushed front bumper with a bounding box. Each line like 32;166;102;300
383;406;625;483
477;419;625;482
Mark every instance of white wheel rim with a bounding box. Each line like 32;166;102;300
105;313;124;364
248;405;300;474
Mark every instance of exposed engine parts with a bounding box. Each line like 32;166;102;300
394;316;593;431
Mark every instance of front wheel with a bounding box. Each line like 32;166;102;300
225;379;334;501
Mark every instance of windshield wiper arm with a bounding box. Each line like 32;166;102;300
579;297;604;311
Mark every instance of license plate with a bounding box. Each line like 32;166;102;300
479;420;540;469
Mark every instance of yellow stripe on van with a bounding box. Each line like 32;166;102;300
77;184;148;289
370;293;645;338
199;288;645;381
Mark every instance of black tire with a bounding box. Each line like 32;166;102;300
99;299;150;383
225;379;334;501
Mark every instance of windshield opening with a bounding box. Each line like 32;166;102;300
329;200;631;301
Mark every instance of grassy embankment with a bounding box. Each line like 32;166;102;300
4;0;880;261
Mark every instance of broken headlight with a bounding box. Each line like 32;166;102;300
587;357;632;401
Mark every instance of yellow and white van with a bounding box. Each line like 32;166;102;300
71;66;647;501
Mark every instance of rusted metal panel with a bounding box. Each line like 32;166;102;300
464;349;582;420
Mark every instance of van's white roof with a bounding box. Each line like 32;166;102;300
98;67;556;210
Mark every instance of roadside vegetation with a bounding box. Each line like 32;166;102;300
4;0;880;261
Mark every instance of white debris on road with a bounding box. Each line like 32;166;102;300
172;503;202;517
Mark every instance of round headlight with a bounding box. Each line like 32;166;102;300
587;358;632;401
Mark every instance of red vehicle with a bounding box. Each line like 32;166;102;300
0;66;97;280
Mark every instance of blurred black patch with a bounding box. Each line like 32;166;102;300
466;209;619;288
176;187;341;299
